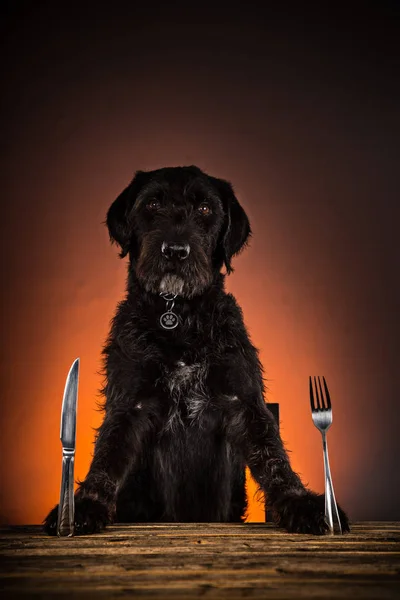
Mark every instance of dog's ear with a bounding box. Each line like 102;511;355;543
106;171;148;258
211;177;251;274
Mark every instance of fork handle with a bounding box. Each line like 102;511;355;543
321;432;342;534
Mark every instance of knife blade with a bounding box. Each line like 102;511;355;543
56;357;79;536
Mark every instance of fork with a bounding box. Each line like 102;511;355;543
309;376;343;534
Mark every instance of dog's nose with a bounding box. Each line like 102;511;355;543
161;242;190;260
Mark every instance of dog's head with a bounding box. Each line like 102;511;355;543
106;166;251;298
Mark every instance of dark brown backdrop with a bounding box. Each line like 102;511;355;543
1;1;399;525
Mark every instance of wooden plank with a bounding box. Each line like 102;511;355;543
0;522;399;599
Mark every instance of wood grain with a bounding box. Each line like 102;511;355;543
1;522;399;598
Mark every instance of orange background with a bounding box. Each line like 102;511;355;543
1;4;399;525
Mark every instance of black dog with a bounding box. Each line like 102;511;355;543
44;165;349;535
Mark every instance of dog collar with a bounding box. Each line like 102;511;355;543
159;292;180;330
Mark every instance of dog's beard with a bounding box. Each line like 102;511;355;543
159;274;185;295
136;233;213;299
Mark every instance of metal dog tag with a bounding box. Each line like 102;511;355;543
160;311;179;329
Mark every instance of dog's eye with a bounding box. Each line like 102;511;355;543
198;202;212;216
146;199;161;211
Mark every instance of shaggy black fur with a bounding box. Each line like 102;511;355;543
44;165;349;535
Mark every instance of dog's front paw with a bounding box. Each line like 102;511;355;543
43;497;111;536
273;490;350;535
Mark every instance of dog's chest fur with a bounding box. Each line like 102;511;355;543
153;357;233;521
161;359;209;431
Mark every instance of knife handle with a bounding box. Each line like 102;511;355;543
57;450;75;537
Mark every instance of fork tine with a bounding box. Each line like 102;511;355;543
309;376;315;411
322;376;332;409
317;376;325;409
314;376;322;410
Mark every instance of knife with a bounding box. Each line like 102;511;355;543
56;358;80;537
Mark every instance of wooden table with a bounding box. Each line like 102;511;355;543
1;522;399;598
